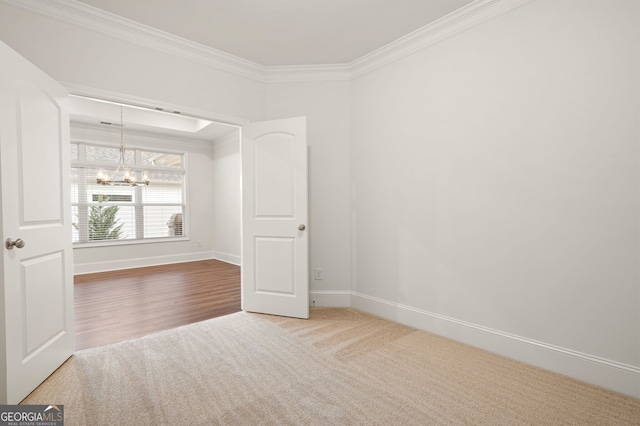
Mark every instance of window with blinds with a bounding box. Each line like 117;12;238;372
71;142;186;244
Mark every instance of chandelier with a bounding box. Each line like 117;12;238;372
96;106;150;186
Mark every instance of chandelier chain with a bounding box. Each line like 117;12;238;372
96;105;150;186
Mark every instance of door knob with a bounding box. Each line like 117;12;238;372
298;224;306;231
6;238;25;250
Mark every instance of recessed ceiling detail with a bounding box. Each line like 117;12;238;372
70;95;238;142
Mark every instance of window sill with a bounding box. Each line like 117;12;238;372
73;236;190;249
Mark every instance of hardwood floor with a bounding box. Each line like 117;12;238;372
74;259;241;350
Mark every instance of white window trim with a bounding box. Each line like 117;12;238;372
71;136;188;246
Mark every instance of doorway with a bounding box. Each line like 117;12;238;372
3;40;307;402
69;93;244;349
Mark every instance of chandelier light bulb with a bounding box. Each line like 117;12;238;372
95;105;150;187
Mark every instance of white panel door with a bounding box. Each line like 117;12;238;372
242;117;308;319
0;41;74;404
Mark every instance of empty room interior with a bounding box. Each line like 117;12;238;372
0;0;638;423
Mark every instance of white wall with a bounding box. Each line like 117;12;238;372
350;0;639;396
265;81;352;305
209;81;353;302
0;3;265;123
211;131;242;265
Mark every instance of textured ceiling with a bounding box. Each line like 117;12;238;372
75;0;476;66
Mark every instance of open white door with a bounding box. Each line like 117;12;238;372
0;42;74;404
241;117;308;319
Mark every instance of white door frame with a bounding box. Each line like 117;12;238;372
64;83;249;130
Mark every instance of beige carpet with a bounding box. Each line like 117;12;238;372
22;308;640;425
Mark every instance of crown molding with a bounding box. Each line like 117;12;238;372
211;131;241;149
62;82;248;127
265;64;351;84
3;0;267;82
350;0;535;79
4;0;535;83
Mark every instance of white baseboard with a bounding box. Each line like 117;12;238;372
74;251;216;275
351;292;640;398
310;290;351;307
212;251;241;266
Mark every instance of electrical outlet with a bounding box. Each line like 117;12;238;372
314;268;323;280
197;240;202;247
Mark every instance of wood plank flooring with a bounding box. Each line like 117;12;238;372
74;259;241;350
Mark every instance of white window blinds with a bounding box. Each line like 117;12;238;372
71;143;186;244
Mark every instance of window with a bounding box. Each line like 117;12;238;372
71;142;186;245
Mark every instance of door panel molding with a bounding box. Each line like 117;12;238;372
242;117;308;319
16;82;64;225
0;40;74;404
